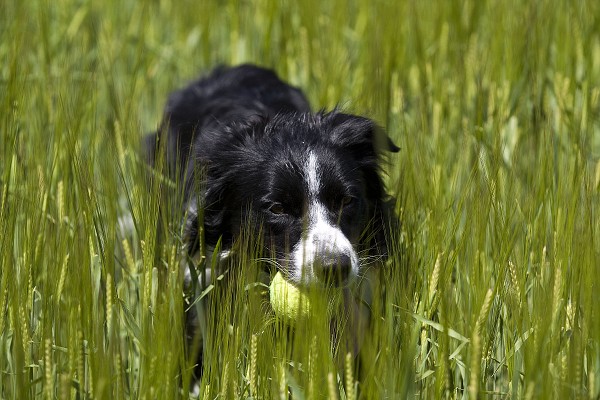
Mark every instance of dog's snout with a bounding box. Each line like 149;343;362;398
315;252;352;286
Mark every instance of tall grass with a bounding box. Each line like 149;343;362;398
1;0;599;398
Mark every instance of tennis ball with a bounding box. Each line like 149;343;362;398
269;271;312;322
269;272;345;324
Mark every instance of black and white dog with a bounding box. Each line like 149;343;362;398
145;64;398;376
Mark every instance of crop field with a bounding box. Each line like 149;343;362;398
1;0;599;398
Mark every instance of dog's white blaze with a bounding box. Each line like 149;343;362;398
290;152;359;284
306;151;320;196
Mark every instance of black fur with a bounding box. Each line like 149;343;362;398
146;64;399;379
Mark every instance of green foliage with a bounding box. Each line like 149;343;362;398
1;0;599;398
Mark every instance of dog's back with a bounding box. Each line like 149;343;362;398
145;65;311;174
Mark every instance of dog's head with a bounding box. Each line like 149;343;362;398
185;110;399;287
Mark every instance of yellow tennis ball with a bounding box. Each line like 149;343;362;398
269;272;345;324
269;271;312;322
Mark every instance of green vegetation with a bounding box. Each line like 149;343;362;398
1;0;599;398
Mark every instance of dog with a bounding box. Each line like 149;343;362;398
145;64;399;382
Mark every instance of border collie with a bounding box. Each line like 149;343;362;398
145;64;399;377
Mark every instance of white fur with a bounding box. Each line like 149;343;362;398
290;152;359;284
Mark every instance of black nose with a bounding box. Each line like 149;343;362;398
315;253;352;286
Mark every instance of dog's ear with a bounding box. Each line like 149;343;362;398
326;112;399;154
184;189;232;256
221;113;269;140
327;111;399;260
202;182;232;247
182;114;268;254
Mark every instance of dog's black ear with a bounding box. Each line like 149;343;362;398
181;114;268;254
184;194;232;256
203;186;232;247
220;113;269;141
326;111;399;260
326;112;399;154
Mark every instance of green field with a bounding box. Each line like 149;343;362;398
1;0;599;398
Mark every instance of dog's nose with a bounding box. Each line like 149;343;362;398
315;253;352;286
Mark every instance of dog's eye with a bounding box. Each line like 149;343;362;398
342;196;353;206
269;203;286;215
